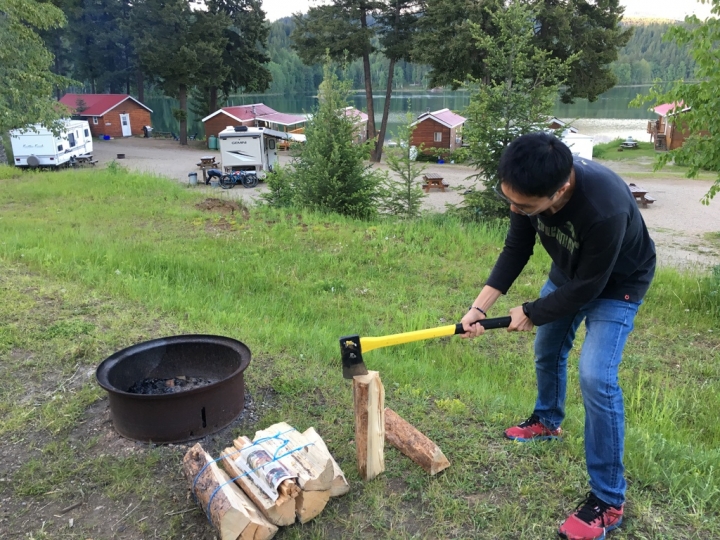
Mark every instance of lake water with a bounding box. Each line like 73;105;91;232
145;86;657;143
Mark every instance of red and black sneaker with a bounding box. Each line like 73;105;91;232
504;414;562;442
558;492;624;540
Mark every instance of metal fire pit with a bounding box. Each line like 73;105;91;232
96;335;251;443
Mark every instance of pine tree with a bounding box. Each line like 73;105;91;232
0;0;73;135
458;1;572;221
291;59;381;219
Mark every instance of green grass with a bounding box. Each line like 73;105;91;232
593;138;658;160
1;165;720;538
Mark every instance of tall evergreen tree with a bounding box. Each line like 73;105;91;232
206;0;271;112
532;0;632;102
0;0;73;136
414;0;630;102
132;0;200;145
291;0;380;154
457;1;572;221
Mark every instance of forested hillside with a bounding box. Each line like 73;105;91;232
611;22;696;84
266;18;696;95
266;17;431;95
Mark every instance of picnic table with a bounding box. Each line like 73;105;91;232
422;172;449;192
72;154;98;167
197;156;218;168
628;183;655;208
620;137;638;149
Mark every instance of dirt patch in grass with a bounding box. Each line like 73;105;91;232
195;197;249;218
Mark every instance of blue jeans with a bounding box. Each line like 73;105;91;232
532;279;641;507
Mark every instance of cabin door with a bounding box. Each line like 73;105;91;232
120;114;132;137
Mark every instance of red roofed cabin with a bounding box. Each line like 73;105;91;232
648;102;693;151
59;94;152;138
410;108;466;154
202;104;306;145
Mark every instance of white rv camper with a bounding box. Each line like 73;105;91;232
218;126;295;178
561;132;594;161
10;119;94;168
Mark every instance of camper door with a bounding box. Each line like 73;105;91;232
265;136;279;172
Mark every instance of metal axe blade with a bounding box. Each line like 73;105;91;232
340;334;368;379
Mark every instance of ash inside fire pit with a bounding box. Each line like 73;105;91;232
96;334;251;443
128;376;214;394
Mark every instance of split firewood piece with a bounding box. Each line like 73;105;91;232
302;427;349;497
182;443;278;540
251;423;334;492
384;408;451;475
353;370;385;480
294;489;331;524
220;443;297;527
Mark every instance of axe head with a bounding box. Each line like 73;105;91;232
339;334;369;379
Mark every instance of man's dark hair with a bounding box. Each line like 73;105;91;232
497;132;574;197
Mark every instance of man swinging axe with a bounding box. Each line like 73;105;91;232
460;132;656;540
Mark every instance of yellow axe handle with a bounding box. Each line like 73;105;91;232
358;317;511;354
359;324;457;354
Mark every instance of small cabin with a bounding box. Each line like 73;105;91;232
410;108;466;153
343;107;369;143
59;94;152;138
202;104;306;144
547;117;578;133
649;102;692;151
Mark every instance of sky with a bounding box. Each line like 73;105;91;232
261;0;715;23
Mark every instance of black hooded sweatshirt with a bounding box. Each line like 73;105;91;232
486;158;656;326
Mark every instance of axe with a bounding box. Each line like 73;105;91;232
340;317;511;379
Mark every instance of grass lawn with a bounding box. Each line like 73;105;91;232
1;165;719;539
592;139;658;161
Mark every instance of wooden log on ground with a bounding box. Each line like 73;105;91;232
302;427;349;497
294;489;331;524
220;442;297;527
251;423;334;492
384;408;451;475
182;443;278;540
353;370;385;480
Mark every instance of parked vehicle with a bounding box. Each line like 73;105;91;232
10;119;93;168
217;126;304;178
220;169;259;189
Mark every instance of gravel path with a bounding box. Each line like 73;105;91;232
92;137;720;270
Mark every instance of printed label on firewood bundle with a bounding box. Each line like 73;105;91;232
234;445;297;501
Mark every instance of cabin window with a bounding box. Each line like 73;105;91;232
434;132;443;142
92;117;98;125
84;129;89;137
268;139;276;150
68;133;76;147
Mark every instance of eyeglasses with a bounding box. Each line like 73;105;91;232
493;183;561;217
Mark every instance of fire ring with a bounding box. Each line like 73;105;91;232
96;335;251;443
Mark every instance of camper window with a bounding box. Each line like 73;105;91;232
68;133;76;147
268;139;276;150
84;129;89;137
57;144;63;151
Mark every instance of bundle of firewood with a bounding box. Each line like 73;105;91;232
182;422;348;540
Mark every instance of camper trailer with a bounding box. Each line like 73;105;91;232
10;119;93;168
218;126;297;177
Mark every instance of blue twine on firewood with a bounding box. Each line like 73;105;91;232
189;428;315;524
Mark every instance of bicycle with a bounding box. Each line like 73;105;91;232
220;170;259;189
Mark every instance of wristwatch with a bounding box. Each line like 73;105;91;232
522;302;530;317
